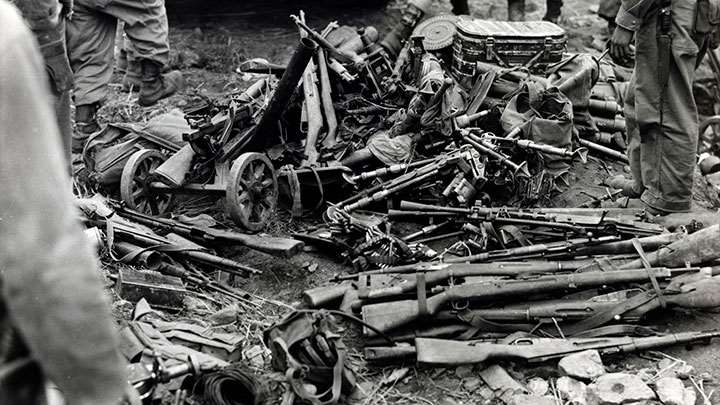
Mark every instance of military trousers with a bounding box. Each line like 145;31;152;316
624;0;705;212
67;0;170;106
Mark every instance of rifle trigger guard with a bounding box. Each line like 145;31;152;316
451;299;470;311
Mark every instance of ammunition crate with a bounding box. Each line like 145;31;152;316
452;19;567;77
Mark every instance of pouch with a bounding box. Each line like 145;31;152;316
264;310;356;405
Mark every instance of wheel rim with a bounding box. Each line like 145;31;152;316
228;153;277;231
121;149;173;215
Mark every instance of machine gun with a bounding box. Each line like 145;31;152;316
398;201;665;237
414;330;720;365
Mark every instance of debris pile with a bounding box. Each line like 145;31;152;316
73;1;720;403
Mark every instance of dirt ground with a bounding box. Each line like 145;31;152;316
99;0;720;403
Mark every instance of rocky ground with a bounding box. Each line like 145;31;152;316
96;0;720;404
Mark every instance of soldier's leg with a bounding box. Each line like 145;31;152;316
543;0;563;22
633;1;699;212
508;0;526;21
101;0;183;105
66;1;116;138
450;0;470;15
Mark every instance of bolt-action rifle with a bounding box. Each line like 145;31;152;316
361;267;700;333
414;330;720;365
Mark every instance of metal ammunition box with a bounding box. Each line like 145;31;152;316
452;19;567;77
116;268;186;310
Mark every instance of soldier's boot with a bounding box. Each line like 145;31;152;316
121;57;142;93
605;174;642;198
73;102;100;179
604;196;668;216
507;0;526;21
543;0;563;22
450;0;470;15
138;59;185;107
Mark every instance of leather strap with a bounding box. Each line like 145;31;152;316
564;290;658;336
632;238;667;308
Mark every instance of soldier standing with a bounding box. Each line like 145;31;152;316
11;0;74;160
608;0;718;213
66;0;184;156
0;1;130;403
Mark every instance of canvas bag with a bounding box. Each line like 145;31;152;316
500;83;574;173
264;311;356;405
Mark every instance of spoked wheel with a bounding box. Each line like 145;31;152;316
120;149;173;215
699;115;720;154
227;152;278;232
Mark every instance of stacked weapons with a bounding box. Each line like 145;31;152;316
302;222;720;364
77;195;303;309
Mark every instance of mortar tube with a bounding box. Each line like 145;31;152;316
249;38;317;151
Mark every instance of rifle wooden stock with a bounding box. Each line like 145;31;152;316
361;267;696;333
621;224;720;269
300;55;323;167
302;283;354;308
415;330;720;365
317;47;338;149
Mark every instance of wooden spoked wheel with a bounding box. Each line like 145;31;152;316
120;149;173;215
226;152;278;232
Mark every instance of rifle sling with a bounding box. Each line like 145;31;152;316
571;324;659;338
632;238;667;308
564;290;658;336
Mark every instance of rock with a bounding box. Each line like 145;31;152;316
479;364;528;404
559;350;607;381
557;376;588;405
655;377;695;405
587;373;656;405
456;365;474;378
527;377;549;396
509;394;556;405
464;376;482;391
681;387;697;405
